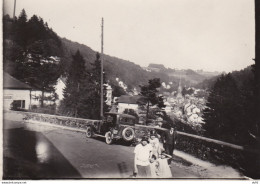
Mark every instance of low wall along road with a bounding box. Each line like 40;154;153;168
5;110;260;178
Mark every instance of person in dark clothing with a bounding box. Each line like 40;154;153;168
163;127;177;165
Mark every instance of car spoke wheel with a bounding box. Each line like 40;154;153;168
122;127;135;141
86;127;93;138
105;131;113;144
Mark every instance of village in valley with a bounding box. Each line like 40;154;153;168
3;64;209;132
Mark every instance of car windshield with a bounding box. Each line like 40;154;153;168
119;116;135;125
105;114;117;126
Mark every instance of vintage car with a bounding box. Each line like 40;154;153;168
85;112;137;144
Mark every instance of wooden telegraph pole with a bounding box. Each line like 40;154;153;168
100;18;104;119
13;0;16;19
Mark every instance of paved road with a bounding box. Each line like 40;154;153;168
3;119;202;179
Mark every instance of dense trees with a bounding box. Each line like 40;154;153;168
88;53;108;119
60;50;88;117
202;70;257;145
203;74;241;143
3;9;62;107
60;52;108;119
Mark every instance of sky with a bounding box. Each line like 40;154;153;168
3;0;255;72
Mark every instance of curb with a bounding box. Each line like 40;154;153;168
25;120;87;133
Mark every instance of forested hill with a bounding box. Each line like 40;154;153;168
61;38;171;90
61;37;220;91
195;66;254;90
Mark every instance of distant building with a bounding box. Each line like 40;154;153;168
55;77;66;104
3;72;32;110
117;95;142;113
30;90;54;107
30;77;66;107
163;101;172;113
105;84;112;106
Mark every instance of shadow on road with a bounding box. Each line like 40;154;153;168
91;136;134;147
117;162;130;178
3;127;82;179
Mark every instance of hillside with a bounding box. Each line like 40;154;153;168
61;37;221;94
61;38;172;93
145;64;217;85
195;65;254;90
168;69;207;84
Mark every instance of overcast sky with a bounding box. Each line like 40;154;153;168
4;0;255;72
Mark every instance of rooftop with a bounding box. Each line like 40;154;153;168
117;95;144;104
3;72;32;90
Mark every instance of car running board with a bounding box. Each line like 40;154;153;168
93;134;105;138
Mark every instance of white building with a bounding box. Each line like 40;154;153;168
29;77;66;107
117;95;142;114
104;84;112;106
163;101;172;113
3;72;32;110
55;77;66;105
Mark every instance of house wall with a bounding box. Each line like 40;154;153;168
55;78;66;101
117;103;138;113
3;89;31;110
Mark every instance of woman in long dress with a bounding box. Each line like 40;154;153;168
157;152;172;178
149;130;161;158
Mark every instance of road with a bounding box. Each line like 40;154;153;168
3;112;245;179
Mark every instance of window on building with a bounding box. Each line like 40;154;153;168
11;100;25;110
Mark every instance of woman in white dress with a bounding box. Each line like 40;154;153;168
157;151;172;178
149;130;161;158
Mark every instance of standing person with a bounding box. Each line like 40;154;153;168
134;137;153;178
149;154;159;178
149;130;160;158
157;151;172;178
163;127;177;166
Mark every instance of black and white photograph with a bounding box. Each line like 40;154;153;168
2;0;260;181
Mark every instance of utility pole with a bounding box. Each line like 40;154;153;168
13;0;16;19
100;18;104;119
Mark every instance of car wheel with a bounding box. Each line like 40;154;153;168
105;131;113;145
86;126;93;138
122;127;135;142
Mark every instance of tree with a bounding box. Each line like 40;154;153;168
139;78;165;124
110;83;126;97
239;68;258;143
182;87;194;96
60;52;109;119
4;10;63;107
88;52;108;119
202;74;245;144
61;50;88;117
14;9;28;48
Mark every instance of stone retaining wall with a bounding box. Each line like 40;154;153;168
22;111;101;130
